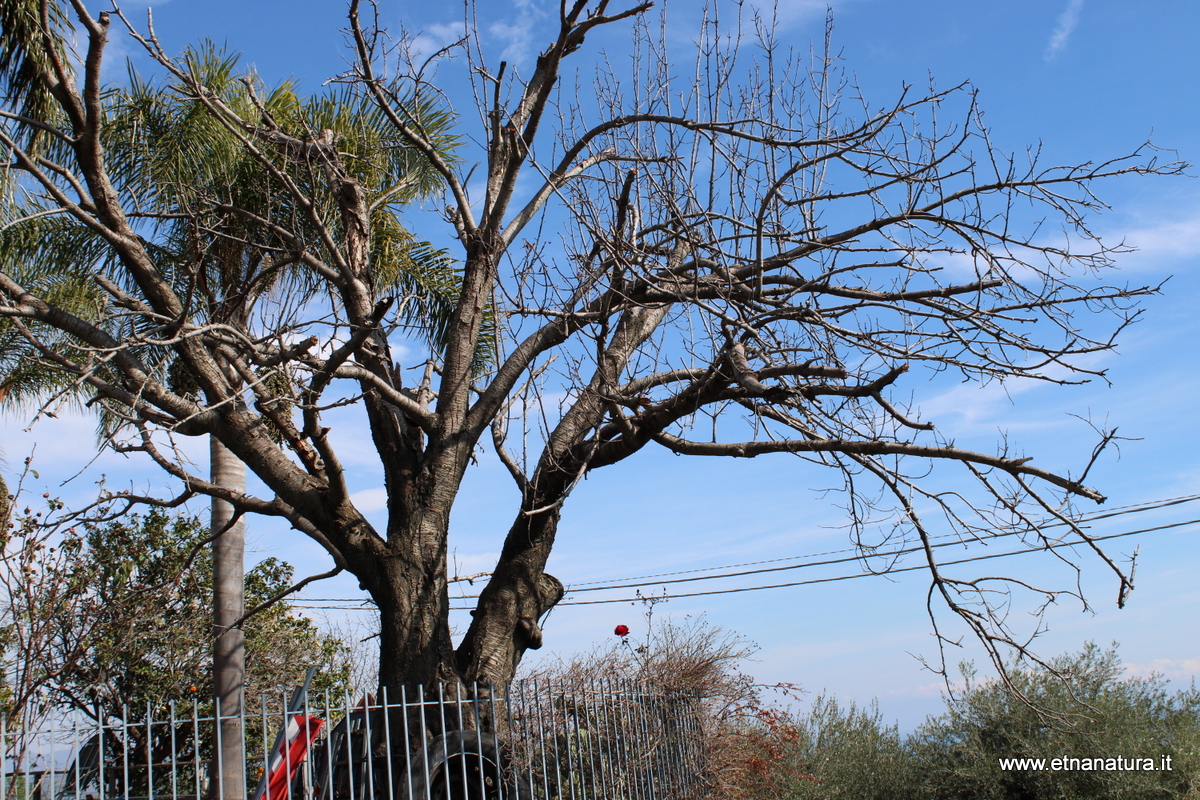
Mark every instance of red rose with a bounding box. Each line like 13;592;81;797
614;624;630;637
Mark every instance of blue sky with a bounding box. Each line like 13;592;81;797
5;0;1200;730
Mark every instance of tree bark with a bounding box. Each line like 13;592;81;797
366;543;458;692
210;437;246;800
455;508;565;685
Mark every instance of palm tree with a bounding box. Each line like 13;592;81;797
1;27;457;799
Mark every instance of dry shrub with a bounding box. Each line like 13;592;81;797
521;610;809;798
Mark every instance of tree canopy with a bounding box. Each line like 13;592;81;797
0;497;353;727
0;0;1186;696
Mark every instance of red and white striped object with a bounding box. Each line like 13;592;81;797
257;714;324;800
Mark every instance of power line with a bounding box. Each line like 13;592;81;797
563;493;1200;590
513;516;1200;608
288;495;1200;613
297;493;1200;606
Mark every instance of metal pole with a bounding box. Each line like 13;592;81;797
146;701;154;800
416;686;429;800
380;686;394;800
399;686;413;800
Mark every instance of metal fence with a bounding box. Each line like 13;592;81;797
2;679;706;800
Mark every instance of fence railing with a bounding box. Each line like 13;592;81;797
2;679;706;800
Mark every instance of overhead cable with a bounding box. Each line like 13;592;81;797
288;494;1200;613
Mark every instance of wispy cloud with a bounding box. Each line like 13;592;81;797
1125;658;1200;681
1045;0;1086;60
349;487;388;513
406;21;468;65
489;0;548;65
1111;206;1200;272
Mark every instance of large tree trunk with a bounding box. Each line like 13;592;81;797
211;437;246;800
454;305;668;684
356;518;464;753
371;556;458;693
358;470;460;685
455;509;565;685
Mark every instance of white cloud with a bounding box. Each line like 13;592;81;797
1045;0;1086;61
489;20;532;62
349;486;388;513
915;376;1062;438
489;1;547;65
1124;658;1200;681
389;342;414;362
407;22;468;65
920;197;1200;283
1111;208;1200;272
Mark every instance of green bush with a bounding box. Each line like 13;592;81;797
907;643;1200;800
768;695;912;800
729;644;1199;800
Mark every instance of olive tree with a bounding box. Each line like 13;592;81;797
908;645;1200;800
0;0;1183;700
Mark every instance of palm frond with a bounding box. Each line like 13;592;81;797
0;213;110;414
0;0;73;154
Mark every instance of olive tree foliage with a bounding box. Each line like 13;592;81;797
906;645;1200;800
720;645;1200;800
0;0;1184;694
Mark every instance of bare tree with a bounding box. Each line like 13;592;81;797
0;0;1184;702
